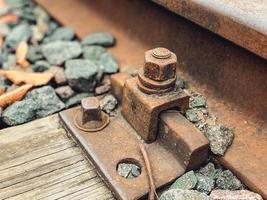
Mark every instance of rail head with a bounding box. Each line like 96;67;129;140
153;0;267;60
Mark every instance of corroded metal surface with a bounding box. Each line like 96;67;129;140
59;107;208;200
153;0;267;60
37;0;267;198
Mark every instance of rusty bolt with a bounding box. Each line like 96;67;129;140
74;97;109;132
81;97;103;124
144;47;177;81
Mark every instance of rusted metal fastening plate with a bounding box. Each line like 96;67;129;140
60;47;209;200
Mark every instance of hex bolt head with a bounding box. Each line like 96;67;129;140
74;97;110;132
144;47;177;81
81;97;102;124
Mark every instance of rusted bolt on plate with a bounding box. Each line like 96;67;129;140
74;97;109;132
138;47;177;94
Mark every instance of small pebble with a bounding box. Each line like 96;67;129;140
216;170;243;190
82;32;115;47
170;171;197;190
100;94;117;114
83;46;119;73
27;45;44;62
5;23;31;48
190;93;206;108
49;66;67;85
195;173;215;194
44;26;74;42
160;189;209;200
31;60;51;72
185;109;199;123
95;83;111;95
55;86;75;101
198;162;222;180
210;190;263;200
65;59;98;92
42;41;82;65
117;163;141;179
204;125;234;155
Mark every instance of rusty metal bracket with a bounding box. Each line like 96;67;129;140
59;48;209;200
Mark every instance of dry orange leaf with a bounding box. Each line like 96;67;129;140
19;60;30;68
16;41;28;66
0;14;18;24
0;70;54;86
0;87;5;95
0;84;33;108
0;34;3;49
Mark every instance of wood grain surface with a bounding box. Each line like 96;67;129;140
0;115;114;200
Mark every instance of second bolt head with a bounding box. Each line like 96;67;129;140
144;47;177;81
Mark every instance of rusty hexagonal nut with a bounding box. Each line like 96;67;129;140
144;47;177;81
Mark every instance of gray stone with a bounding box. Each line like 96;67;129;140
97;52;119;74
65;93;93;108
117;163;141;179
82;32;115;47
190;94;206;108
83;45;106;60
160;189;209;200
170;171;198;190
83;46;119;74
204;125;234;155
100;94;118;114
65;59;98;92
25;86;65;118
185;109;199;123
195;173;215;194
5;23;31;48
198;162;223;181
49;66;67;85
0;23;11;36
2;99;37;126
0;76;10;91
216;170;242;190
31;60;51;72
27;45;44;62
42;41;82;65
2;54;17;70
176;77;186;89
55;86;75;101
210;190;263;200
44;26;74;42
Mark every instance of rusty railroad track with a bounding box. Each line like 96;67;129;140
25;0;267;199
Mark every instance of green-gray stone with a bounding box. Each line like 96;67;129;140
82;32;115;47
190;94;206;108
160;189;209;200
117;163;141;179
27;45;44;62
97;52;119;73
185;109;199;123
216;170;242;190
195;173;215;194
31;60;51;72
2;54;17;70
83;46;119;74
65;93;93;108
83;45;107;60
2;99;37;126
65;59;98;92
42;41;82;65
100;94;118;114
170;171;198;190
198;162;222;180
5;23;31;48
204;125;234;155
44;27;74;42
25;86;65;118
